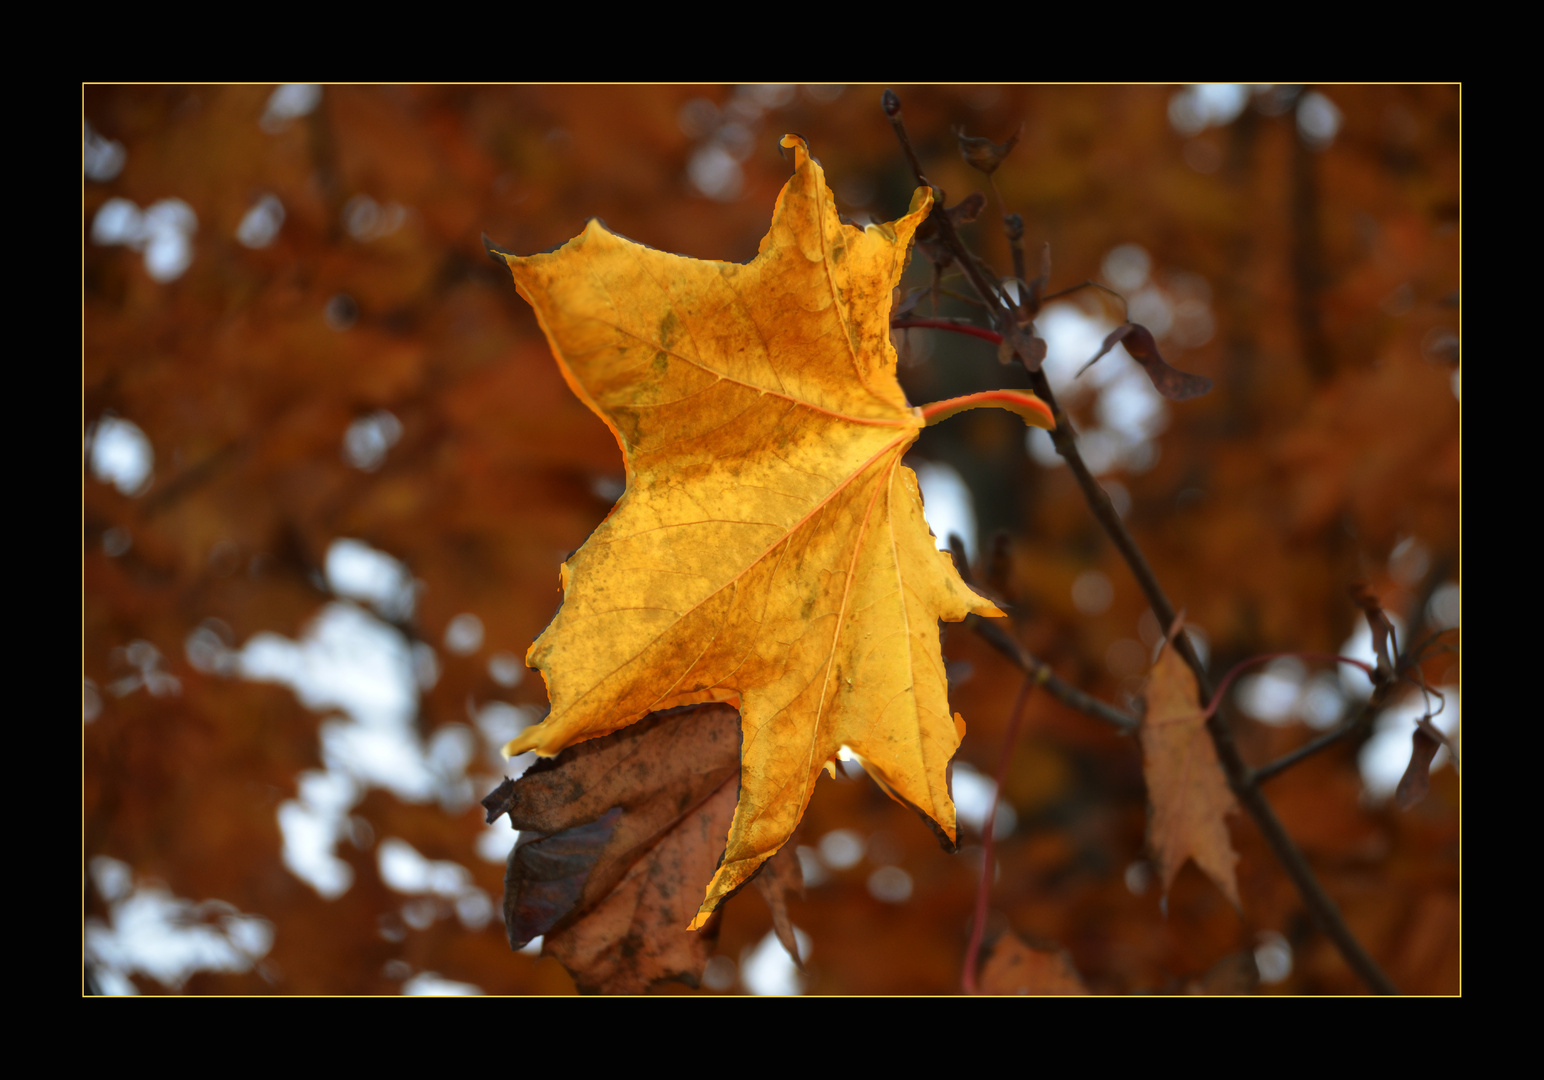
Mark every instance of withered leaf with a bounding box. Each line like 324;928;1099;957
998;320;1048;369
542;784;739;993
947;192;987;227
1186;949;1261;995
752;841;806;970
1017;241;1053;317
1350;581;1397;678
1395;723;1442;810
1141;638;1241;907
502;808;622;949
481;776;519;825
1078;323;1213;401
954;124;1023;175
978;932;1089;995
487;704;803;994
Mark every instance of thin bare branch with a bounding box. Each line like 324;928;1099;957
967;615;1138;735
884;88;1398;994
883;92;1043;370
1250;698;1377;786
1251;606;1458;786
1041;280;1130;320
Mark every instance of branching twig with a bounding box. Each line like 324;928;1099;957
1251;717;1365;787
1040;280;1130;319
947;533;1137;735
884;89;1400;995
1203;652;1374;723
966;614;1138;735
1035;329;1400;996
1250;625;1459;786
882;92;1042;369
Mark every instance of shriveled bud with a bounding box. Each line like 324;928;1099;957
954;123;1022;175
947;192;987;227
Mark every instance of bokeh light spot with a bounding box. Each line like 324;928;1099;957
914;460;977;563
444;613;485;656
1072;570;1113;615
88;415;154;496
236;194;285;248
818;828;864;870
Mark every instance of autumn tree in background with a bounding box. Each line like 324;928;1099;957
83;85;1459;995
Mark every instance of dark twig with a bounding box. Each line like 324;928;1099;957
1250;626;1458;787
884;89;1398;994
947;533;1136;735
1031;310;1399;996
1247;675;1389;786
1040;280;1130;320
882;90;930;190
883;90;1042;369
967;614;1138;735
1005;213;1026;289
1045;360;1399;995
1252;716;1365;787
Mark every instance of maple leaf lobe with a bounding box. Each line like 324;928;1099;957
489;135;1004;925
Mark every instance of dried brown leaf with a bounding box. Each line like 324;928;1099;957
502;807;623;949
486;704;804;993
1141;640;1241;907
1186;949;1260;995
1395;724;1442;810
1350;581;1397;678
978;932;1089;995
752;842;806;970
542;783;738;993
947;192;987;227
954;124;1023;175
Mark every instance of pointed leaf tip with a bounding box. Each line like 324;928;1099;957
482;776;519;824
482;232;515;265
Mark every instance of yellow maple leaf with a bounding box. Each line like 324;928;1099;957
487;135;1052;926
1141;637;1241;908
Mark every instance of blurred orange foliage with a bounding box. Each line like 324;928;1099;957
84;85;1458;995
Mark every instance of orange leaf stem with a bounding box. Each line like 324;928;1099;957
920;390;1055;430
